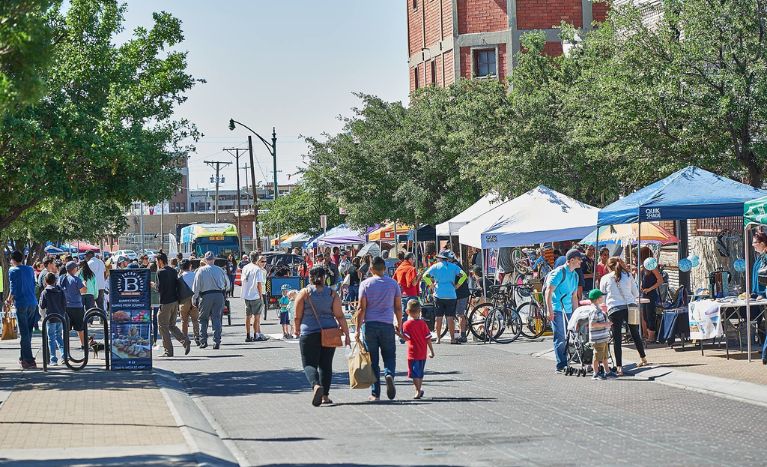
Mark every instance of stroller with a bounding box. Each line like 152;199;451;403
564;306;593;376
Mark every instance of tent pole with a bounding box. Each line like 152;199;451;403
595;227;601;285
745;225;752;362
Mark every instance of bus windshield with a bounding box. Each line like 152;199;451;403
193;237;239;259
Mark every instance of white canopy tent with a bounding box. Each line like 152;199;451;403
458;186;598;249
436;192;500;237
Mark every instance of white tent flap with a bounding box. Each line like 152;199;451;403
436;192;500;236
458;186;598;249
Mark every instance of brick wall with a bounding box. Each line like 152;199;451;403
407;0;423;56
497;43;507;80
443;52;455;85
542;41;563;56
457;0;508;34
593;1;609;22
442;0;453;37
424;0;443;45
516;0;583;29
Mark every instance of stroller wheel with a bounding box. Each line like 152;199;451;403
581;368;587;377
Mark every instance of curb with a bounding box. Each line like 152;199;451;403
154;368;242;466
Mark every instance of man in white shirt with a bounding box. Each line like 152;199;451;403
86;250;107;309
241;252;267;342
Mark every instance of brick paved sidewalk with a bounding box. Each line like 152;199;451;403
0;334;223;465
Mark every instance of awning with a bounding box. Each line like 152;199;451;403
407;225;436;242
598;166;767;225
580;223;679;246
368;223;413;242
305;224;365;247
436;192;500;236
458;186;598;249
744;195;767;225
61;241;101;253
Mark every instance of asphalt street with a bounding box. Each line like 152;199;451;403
155;295;767;467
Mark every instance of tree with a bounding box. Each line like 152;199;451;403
260;179;344;237
0;0;200;232
0;0;53;114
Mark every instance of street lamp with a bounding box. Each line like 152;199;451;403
228;118;278;201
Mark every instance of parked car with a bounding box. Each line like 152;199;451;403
113;249;138;260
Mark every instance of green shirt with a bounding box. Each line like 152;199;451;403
78;272;99;297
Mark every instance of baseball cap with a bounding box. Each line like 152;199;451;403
65;261;77;271
565;249;584;261
436;250;452;259
404;252;415;260
204;251;215;260
242;254;248;260
588;289;604;300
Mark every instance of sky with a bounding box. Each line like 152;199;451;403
119;0;409;191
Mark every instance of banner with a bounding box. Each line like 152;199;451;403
688;300;723;340
109;269;152;370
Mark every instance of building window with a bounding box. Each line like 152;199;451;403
473;48;497;78
430;61;436;85
414;66;420;89
413;0;417;9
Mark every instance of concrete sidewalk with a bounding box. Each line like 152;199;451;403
0;334;237;466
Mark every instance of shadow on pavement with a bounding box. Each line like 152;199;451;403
224;436;322;442
0;453;220;466
174;369;309;396
258;464;461;467
9;369;155;392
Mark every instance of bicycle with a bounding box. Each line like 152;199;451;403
467;284;523;343
437;288;484;340
468;282;547;340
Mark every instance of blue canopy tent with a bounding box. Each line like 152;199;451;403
598;166;767;360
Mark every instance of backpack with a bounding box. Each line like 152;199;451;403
177;274;194;301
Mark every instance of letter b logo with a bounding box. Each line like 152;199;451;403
123;277;140;292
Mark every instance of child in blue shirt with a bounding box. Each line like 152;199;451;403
279;284;291;339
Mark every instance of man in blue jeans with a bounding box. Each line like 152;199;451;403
5;251;38;369
357;256;402;401
545;249;582;373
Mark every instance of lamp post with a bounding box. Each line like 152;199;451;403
228;119;278;201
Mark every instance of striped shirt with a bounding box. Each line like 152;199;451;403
359;275;399;324
588;305;611;344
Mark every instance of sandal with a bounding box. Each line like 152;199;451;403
413;390;424;400
637;358;648;368
311;385;323;407
616;367;624;376
367;395;380;402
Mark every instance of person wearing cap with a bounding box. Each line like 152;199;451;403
241;253;267;342
585;288;615;380
85;250;107;310
393;253;420;324
423;250;468;344
545;248;582;374
278;283;292;339
178;259;200;346
155;253;192;357
237;254;250;271
338;250;351;277
192;251;230;349
58;260;88;351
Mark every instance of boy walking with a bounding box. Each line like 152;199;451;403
278;284;291;339
39;273;67;366
401;299;434;399
587;289;614;380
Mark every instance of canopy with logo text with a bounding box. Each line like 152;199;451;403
598;166;767;226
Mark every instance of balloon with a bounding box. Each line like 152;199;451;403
734;259;746;273
678;258;692;272
689;255;700;268
643;257;658;271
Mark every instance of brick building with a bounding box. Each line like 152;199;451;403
407;0;609;91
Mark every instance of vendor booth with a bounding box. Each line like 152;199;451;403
304;224;365;247
436;192;500;239
743;195;767;361
598;166;767;360
368;222;413;242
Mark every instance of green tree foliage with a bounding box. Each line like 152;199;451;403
260;176;344;237
0;0;53;114
0;0;200;232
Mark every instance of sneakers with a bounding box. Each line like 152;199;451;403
605;371;618;379
385;374;396;400
283;333;289;339
592;373;600;381
195;337;201;347
49;360;58;366
245;336;252;343
458;336;468;343
255;334;268;341
555;368;565;374
213;343;220;350
184;340;191;355
199;342;208;349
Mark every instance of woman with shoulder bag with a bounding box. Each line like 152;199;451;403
599;256;648;376
294;265;351;406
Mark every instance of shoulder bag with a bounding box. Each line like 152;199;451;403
614;274;640;325
2;306;18;341
305;288;343;348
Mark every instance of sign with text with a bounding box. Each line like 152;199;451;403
109;269;152;370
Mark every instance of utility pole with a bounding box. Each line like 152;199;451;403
240;163;250;211
271;127;278;201
248;136;260;249
224;147;248;255
204;160;231;223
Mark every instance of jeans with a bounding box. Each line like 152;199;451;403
362;321;396;398
401;295;419;322
46;320;65;363
344;285;359;303
609;306;646;367
16;305;36;363
551;311;572;370
299;332;335;395
761;337;767;362
199;293;224;345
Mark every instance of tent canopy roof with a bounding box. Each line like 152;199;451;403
598;166;767;226
458;186;598;249
368;222;413;241
407;225;436;242
304;224;365;247
744;195;767;226
436;192;500;236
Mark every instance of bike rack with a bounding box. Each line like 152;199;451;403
41;313;70;372
41;308;110;372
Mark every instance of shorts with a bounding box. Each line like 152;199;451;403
279;311;290;325
434;298;457;318
245;299;264;316
592;342;609;361
455;297;469;317
66;307;85;332
407;359;426;379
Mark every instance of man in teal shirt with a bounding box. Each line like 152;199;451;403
545;249;582;373
424;250;467;344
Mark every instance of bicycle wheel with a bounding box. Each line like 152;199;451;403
519;301;547;339
484;308;506;342
499;309;522;343
438;317;459;339
468;302;494;340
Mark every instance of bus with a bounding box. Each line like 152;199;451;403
179;223;240;259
